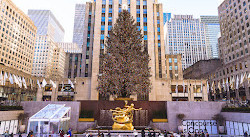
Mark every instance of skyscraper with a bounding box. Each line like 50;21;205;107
73;4;86;48
28;10;65;78
83;0;166;100
0;0;37;74
164;15;208;70
28;10;65;42
200;15;221;59
211;0;250;101
57;42;83;79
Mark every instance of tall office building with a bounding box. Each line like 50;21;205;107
200;16;221;59
28;10;65;78
32;35;57;78
164;15;208;70
58;42;82;53
163;13;171;24
83;0;166;100
73;4;86;48
51;47;66;79
57;42;83;79
0;0;37;74
28;10;65;42
208;0;250;101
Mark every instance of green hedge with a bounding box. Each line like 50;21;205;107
0;106;23;111
222;107;250;113
79;110;94;118
152;110;167;119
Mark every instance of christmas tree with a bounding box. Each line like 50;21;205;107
97;10;151;99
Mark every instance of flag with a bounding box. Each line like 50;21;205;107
175;84;178;93
222;79;225;92
230;76;235;90
42;79;47;87
68;79;74;89
9;73;14;84
22;77;27;89
50;80;56;88
13;74;19;85
183;80;185;93
211;81;215;92
37;79;41;89
61;81;64;91
3;72;8;85
226;78;229;92
18;76;22;88
30;79;33;89
0;71;3;85
218;81;221;93
248;73;250;84
240;73;244;86
236;75;239;90
207;81;209;93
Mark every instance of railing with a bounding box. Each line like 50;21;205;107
0;134;243;137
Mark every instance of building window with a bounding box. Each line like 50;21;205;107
102;0;106;4
136;0;140;5
174;58;177;63
169;58;172;63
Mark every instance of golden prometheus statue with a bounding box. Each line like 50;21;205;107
110;101;142;130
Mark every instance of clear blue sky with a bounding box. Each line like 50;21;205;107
12;0;224;42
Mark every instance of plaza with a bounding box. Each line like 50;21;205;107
0;0;250;136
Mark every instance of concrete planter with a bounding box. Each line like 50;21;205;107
19;125;25;133
178;125;183;133
218;126;225;133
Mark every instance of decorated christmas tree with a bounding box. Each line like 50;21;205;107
97;10;151;99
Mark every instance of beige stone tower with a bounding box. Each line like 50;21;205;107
81;0;166;100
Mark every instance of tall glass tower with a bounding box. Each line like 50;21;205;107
73;4;86;48
28;10;65;78
164;15;208;70
28;10;65;42
200;16;221;59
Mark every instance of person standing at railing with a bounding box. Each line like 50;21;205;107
67;129;72;137
244;131;248;137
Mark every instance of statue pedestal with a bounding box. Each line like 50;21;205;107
114;97;133;101
112;122;134;130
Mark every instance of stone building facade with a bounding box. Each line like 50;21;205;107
73;4;86;48
183;0;250;101
165;54;183;80
51;47;66;79
0;0;37;74
0;64;39;104
208;0;250;101
183;59;222;79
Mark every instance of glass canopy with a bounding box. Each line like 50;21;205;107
27;104;71;136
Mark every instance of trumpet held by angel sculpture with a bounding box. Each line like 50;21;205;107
110;101;142;130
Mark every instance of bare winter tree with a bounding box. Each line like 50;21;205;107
97;10;151;99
